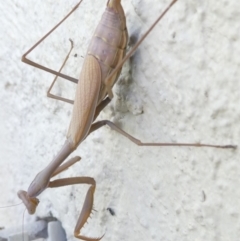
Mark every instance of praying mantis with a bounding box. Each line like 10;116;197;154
0;0;237;240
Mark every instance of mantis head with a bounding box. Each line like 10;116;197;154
17;190;39;214
17;170;51;214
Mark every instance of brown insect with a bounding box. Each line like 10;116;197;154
16;0;236;240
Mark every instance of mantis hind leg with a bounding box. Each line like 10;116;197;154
21;1;82;85
88;120;237;149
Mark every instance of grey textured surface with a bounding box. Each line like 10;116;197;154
0;1;239;241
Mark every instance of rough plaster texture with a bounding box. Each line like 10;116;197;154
0;1;239;241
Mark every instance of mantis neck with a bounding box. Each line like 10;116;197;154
44;139;74;177
27;139;74;197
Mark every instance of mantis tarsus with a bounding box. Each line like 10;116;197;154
14;0;237;240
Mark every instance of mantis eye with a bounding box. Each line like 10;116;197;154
27;197;40;214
